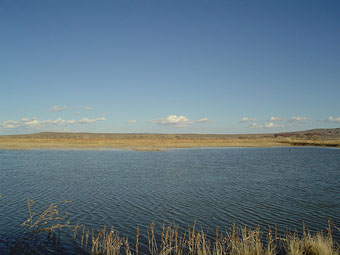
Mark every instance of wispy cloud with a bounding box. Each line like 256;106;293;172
269;116;310;122
247;115;310;129
149;115;194;128
20;117;40;127
290;116;310;122
269;116;287;121
41;117;66;125
66;119;77;124
264;122;281;128
249;123;260;128
197;118;213;123
241;117;256;122
85;106;94;111
327;116;340;123
127;120;137;124
50;105;66;112
78;117;105;124
249;122;285;129
2;120;22;129
1;116;106;131
1;118;43;130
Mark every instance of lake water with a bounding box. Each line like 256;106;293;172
0;147;339;254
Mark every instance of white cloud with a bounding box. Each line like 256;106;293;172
41;117;65;125
78;117;106;124
249;123;260;128
78;118;96;124
127;120;137;124
75;112;81;115
197;118;213;123
249;122;285;129
1;116;106;130
149;115;194;127
2;120;20;129
66;119;77;124
270;116;310;122
269;116;287;121
50;105;66;112
328;116;340;123
1;118;41;130
241;117;256;122
290;116;310;122
248;116;310;129
21;117;40;127
85;106;94;111
264;122;281;128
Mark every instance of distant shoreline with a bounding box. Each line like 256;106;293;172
1;130;339;151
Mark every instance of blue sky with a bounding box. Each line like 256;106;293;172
1;0;340;134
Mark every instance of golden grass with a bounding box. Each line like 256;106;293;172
285;227;338;255
14;200;339;255
1;133;339;150
21;198;73;232
73;222;277;255
73;222;339;255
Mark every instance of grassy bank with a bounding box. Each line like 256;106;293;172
8;200;340;255
1;131;340;150
72;221;339;255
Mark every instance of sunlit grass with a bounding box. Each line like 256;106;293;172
285;230;337;255
1;133;339;150
9;200;339;255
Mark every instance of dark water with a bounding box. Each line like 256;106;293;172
0;147;339;253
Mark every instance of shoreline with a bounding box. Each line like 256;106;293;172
1;132;339;151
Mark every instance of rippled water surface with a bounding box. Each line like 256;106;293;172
1;147;340;253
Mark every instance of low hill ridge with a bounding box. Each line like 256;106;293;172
1;128;339;150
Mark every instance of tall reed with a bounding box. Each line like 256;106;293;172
284;224;337;255
12;200;340;255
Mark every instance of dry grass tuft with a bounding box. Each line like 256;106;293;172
21;198;73;232
74;222;279;255
284;225;338;255
12;200;340;255
229;226;270;255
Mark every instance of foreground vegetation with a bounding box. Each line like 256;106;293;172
71;222;339;255
8;199;340;255
1;129;340;151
